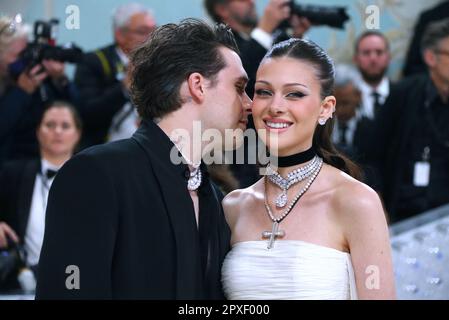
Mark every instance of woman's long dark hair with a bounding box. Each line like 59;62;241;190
263;38;362;180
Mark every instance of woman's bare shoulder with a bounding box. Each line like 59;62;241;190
222;178;264;225
327;166;386;227
223;178;264;208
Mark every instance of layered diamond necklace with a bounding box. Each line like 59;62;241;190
262;147;323;249
267;155;321;208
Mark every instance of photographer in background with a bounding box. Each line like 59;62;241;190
0;15;79;168
74;3;156;147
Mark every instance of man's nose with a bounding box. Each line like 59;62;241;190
243;93;252;114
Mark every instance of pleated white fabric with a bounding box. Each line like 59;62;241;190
222;240;358;300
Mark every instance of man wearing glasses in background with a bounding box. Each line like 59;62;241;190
74;3;156;148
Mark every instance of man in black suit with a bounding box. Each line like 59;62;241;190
375;18;449;223
36;19;252;299
353;31;393;122
74;3;156;148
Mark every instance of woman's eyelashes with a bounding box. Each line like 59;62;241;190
255;88;306;98
286;91;306;98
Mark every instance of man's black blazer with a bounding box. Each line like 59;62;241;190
36;120;231;299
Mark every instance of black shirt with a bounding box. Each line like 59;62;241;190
397;79;449;219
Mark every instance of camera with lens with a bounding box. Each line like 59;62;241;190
8;19;83;79
289;1;350;29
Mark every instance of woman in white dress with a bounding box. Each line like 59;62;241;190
221;38;396;300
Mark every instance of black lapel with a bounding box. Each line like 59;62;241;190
198;169;214;279
197;173;229;299
132;120;204;299
17;159;40;239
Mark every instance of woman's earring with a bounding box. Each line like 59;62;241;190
318;118;326;126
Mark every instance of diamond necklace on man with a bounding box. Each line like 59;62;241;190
170;137;202;191
262;155;323;249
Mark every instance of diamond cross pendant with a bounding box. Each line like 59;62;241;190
262;221;285;249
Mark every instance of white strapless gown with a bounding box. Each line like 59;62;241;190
222;240;358;300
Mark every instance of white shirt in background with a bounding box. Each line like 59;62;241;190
24;159;60;266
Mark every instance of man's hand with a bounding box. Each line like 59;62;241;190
17;64;48;94
0;222;19;249
290;15;311;38
41;59;65;80
258;0;291;34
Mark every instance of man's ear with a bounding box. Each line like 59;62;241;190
423;48;437;68
187;72;206;103
319;95;336;119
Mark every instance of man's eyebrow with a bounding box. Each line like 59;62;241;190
236;75;249;83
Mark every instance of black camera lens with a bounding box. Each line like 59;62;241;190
290;2;350;29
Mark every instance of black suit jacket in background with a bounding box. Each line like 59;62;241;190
35;120;230;299
0;159;41;241
74;44;129;148
372;74;435;219
0;159;41;291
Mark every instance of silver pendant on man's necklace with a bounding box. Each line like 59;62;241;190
187;168;202;191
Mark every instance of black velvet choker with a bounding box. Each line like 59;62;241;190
275;147;316;167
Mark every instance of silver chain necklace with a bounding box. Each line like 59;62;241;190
187;165;202;191
267;155;321;208
170;139;202;191
262;156;323;249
